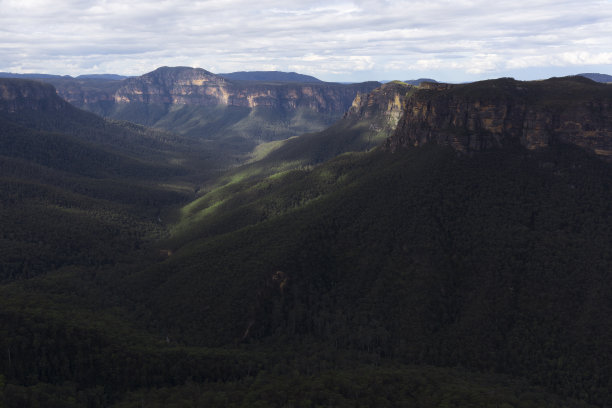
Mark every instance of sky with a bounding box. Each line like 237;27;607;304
1;0;611;83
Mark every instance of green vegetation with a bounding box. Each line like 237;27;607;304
113;365;595;408
106;103;344;165
125;144;611;407
0;79;208;282
204;81;416;194
3;141;611;406
1;77;612;406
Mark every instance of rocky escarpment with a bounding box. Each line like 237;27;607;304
114;67;227;105
41;67;381;130
47;77;120;106
111;66;379;113
344;81;415;137
257;81;418;167
386;77;612;157
0;78;69;113
40;66;379;115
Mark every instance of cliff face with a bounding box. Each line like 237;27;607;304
48;78;119;106
344;81;415;136
252;82;417;168
0;79;69;113
2;69;380;116
48;66;379;117
110;66;379;113
386;77;612;157
114;67;228;105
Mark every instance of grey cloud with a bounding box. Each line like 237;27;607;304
0;0;610;81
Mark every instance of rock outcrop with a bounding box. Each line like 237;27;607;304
385;77;612;157
113;67;227;105
255;81;416;167
46;66;380;116
344;81;415;137
110;67;379;113
0;78;69;113
48;77;119;106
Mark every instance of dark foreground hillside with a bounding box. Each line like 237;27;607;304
122;144;612;405
0;78;215;282
2;143;611;406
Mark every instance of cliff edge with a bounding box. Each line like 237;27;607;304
385;76;612;157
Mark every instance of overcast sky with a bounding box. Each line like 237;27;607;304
1;0;611;82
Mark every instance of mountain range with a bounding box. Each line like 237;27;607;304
4;71;611;84
218;71;323;82
0;69;611;407
8;67;380;169
578;73;612;83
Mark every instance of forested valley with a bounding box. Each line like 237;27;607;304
0;76;611;407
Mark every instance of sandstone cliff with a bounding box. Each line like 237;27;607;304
113;67;227;105
47;66;380;117
48;77;120;106
0;78;69;113
254;81;416;167
344;81;415;137
41;67;381;152
111;66;379;113
386;77;612;157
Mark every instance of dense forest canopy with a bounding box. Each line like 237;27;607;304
0;76;611;407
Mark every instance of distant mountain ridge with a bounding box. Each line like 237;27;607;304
404;78;438;86
0;72;70;80
37;66;382;163
218;71;323;83
0;72;126;80
0;68;370;113
76;74;128;80
0;67;380;165
578;72;612;83
111;67;377;111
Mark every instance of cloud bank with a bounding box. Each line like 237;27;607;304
1;0;611;81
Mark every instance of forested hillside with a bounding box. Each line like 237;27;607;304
4;67;381;167
0;78;208;282
1;77;611;407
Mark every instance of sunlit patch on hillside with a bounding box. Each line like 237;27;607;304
246;138;295;163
